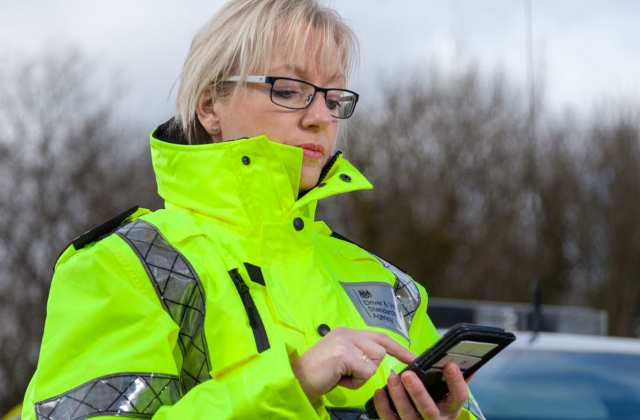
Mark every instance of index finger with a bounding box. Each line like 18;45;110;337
360;330;416;364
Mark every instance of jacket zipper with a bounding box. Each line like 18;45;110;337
228;268;270;353
317;151;342;185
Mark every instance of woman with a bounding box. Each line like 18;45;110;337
23;0;483;419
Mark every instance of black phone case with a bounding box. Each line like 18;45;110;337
365;323;516;419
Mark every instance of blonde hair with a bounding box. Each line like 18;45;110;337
174;0;359;144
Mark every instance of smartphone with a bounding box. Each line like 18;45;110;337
365;323;516;419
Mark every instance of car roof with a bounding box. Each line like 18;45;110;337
495;330;640;354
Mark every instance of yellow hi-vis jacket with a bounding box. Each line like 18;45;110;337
23;122;483;420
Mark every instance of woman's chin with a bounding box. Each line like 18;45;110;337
299;168;322;192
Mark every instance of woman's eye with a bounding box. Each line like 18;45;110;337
326;94;344;110
273;86;304;100
273;89;294;99
326;99;340;110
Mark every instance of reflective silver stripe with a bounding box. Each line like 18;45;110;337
116;219;211;392
374;256;421;329
465;395;487;420
34;373;180;420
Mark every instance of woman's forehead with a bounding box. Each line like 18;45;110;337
265;41;344;80
267;58;344;84
254;24;346;77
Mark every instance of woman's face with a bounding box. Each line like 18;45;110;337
201;46;344;192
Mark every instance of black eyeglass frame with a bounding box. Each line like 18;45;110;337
224;75;360;119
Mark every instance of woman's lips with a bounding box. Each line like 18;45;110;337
299;143;324;160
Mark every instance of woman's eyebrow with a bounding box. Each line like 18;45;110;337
270;64;344;85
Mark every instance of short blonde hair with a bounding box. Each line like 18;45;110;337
174;0;359;144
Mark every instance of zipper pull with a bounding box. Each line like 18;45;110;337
230;269;257;328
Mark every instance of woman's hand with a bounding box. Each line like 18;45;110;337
291;327;416;404
373;362;470;419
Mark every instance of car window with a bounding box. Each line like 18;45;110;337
470;350;640;420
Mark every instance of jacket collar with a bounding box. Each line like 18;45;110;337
150;120;372;230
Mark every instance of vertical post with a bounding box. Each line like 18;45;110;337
525;0;542;336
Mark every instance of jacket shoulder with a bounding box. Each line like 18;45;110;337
55;206;150;270
72;206;141;250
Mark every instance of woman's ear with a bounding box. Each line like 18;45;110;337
195;89;221;141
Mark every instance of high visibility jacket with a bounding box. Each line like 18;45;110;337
23;121;483;419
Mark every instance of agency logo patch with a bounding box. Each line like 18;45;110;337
341;281;409;340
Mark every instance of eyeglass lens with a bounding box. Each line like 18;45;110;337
270;79;357;119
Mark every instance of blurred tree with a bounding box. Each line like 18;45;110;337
583;108;640;336
0;49;162;414
534;114;584;305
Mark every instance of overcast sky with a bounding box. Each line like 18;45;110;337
1;0;638;128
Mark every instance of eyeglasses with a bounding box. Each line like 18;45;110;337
225;76;359;119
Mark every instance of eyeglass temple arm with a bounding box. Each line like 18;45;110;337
225;76;269;83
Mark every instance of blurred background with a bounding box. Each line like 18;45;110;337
1;0;639;416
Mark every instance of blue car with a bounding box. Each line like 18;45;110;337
469;331;640;420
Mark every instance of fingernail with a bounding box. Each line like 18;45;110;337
389;372;400;387
374;389;385;400
446;364;457;375
401;372;416;385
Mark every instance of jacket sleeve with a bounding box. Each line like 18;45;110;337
23;234;321;420
154;342;320;419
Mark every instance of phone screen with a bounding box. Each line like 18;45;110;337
432;339;498;366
